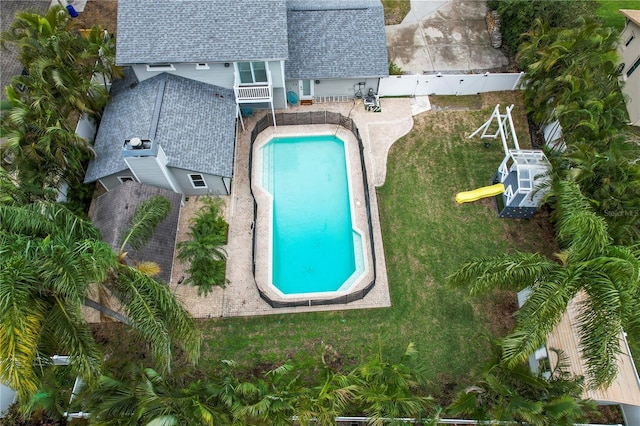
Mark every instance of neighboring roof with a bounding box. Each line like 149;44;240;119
85;69;237;183
116;0;288;65
285;0;389;80
546;293;640;407
620;9;640;27
91;181;182;284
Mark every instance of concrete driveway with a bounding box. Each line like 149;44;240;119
386;0;509;74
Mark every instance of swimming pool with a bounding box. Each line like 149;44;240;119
258;134;365;295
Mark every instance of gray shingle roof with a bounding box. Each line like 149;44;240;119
285;0;389;80
91;181;182;284
85;70;236;183
116;0;288;65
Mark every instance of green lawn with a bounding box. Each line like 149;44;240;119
596;1;638;29
381;0;411;25
199;92;556;400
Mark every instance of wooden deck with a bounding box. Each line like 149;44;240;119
546;293;640;406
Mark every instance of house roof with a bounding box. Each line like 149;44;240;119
546;293;640;406
620;9;640;27
116;0;289;65
85;69;237;183
285;0;389;80
91;181;182;284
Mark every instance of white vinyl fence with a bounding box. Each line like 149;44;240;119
379;72;524;97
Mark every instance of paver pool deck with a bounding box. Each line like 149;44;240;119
171;97;428;318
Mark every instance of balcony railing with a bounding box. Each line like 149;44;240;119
234;84;272;102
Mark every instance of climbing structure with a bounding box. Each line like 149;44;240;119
469;104;550;218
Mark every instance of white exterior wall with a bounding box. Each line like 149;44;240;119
619;17;640;127
284;78;381;102
170;168;229;196
75;114;98;143
131;63;234;87
99;174;131;191
0;383;16;417
99;169;229;196
123;145;180;193
268;61;285;90
131;60;285;91
311;78;379;97
124;156;174;191
622;404;640;425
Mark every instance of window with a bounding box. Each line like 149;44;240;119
625;33;635;47
189;174;207;188
627;56;640;78
146;63;175;71
195;63;209;70
118;176;135;184
237;61;267;84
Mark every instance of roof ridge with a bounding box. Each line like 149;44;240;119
149;79;167;140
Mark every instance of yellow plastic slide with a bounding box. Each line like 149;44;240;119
455;183;505;204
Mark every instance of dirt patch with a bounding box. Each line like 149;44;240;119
588;405;624;424
91;322;151;364
503;205;558;258
75;0;118;32
472;289;518;337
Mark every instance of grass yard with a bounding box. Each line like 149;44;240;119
381;0;411;25
596;0;638;29
199;91;557;402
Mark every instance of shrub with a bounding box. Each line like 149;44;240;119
177;197;228;296
488;0;598;56
389;62;404;76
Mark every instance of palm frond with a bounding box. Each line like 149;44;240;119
576;289;623;388
547;348;572;380
119;195;171;253
43;296;103;386
0;202;101;241
134;260;162;277
502;276;575;367
447;252;555;295
543;395;594;423
553;179;610;259
0;255;48;398
112;264;201;371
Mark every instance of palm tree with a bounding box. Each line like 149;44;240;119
0;6;120;189
517;18;627;143
1;84;93;186
1;6;117;118
447;179;640;388
489;0;598;55
0;167;56;205
348;341;436;425
0;201;200;402
447;339;597;425
214;360;299;426
84;363;227;425
295;346;359;425
564;132;640;245
177;197;228;295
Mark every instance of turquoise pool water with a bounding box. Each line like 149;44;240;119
261;135;363;294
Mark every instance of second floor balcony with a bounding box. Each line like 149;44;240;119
233;63;273;104
234;84;272;103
